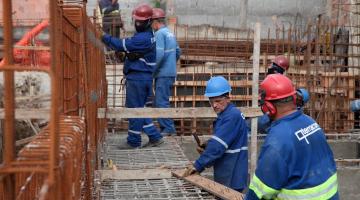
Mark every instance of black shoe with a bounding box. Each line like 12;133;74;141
143;138;164;148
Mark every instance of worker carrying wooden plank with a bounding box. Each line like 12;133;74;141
182;76;248;193
245;74;339;200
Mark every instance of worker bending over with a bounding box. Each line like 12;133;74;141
183;76;248;192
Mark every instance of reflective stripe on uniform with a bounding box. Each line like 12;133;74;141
122;39;129;53
225;146;248;153
249;173;338;200
211;135;228;149
143;123;154;128
164;48;176;53
249;174;279;199
277;173;338;200
139;58;156;66
128;130;141;135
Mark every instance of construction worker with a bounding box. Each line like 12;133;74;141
267;55;289;75
99;0;124;38
257;55;309;134
102;3;163;148
246;74;339;200
183;76;248;192
151;8;181;136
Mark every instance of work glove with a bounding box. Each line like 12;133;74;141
182;165;199;177
196;143;207;154
196;140;208;154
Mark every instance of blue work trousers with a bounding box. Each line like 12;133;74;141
154;77;176;134
126;79;162;147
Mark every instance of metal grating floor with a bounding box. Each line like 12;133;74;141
104;135;189;169
100;178;216;200
98;134;216;199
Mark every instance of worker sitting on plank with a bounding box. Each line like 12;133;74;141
245;74;339;200
183;76;248;193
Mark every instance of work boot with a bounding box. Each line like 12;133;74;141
117;142;141;150
143;138;164;148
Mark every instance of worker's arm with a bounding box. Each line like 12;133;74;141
176;42;181;61
155;31;165;67
194;113;244;172
102;33;153;53
246;143;288;200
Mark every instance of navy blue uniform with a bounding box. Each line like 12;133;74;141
103;30;162;147
246;110;338;200
194;103;248;191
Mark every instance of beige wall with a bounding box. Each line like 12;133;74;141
0;0;49;25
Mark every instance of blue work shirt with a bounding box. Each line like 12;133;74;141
153;26;181;78
246;110;339;200
102;30;156;80
194;103;248;190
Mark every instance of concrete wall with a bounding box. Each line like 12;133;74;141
87;0;329;36
0;0;49;23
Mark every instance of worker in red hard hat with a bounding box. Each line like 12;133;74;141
102;3;163;149
254;55;309;134
267;55;289;75
245;74;338;200
151;8;181;136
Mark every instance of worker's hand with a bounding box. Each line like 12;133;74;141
182;165;198;177
196;142;207;154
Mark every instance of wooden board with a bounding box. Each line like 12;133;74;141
97;169;172;181
172;169;244;200
98;107;263;119
0;108;50;119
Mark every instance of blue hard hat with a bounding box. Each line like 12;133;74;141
297;88;310;104
204;76;232;97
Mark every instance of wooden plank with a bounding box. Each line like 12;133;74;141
97;169;172;181
170;95;253;102
0;108;50;119
250;22;261;178
172;169;244;200
97;107;263;119
15;135;37;146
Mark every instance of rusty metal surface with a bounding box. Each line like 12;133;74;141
0;0;107;199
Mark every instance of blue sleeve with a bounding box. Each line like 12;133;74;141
194;113;244;172
102;33;152;53
155;32;165;66
123;34;153;53
247;142;288;199
176;43;181;61
102;34;124;51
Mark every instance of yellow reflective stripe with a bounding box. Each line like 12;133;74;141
277;173;338;200
249;174;279;199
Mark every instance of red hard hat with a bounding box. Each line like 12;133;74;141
260;74;296;101
132;3;153;21
152;8;165;19
273;55;289;71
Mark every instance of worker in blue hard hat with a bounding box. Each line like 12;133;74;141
182;76;248;192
